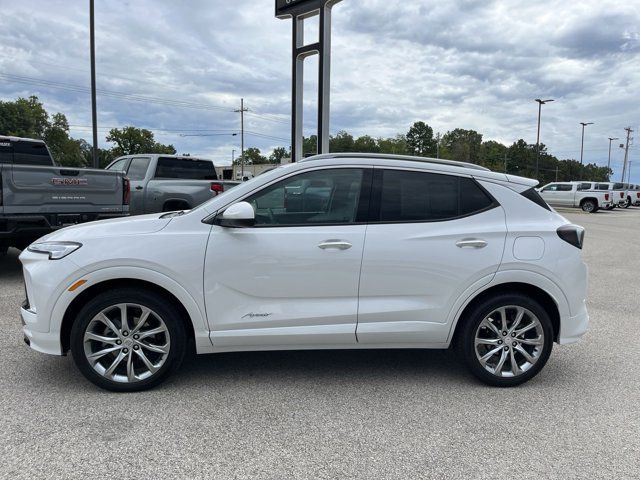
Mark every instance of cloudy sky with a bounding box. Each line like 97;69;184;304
0;0;638;179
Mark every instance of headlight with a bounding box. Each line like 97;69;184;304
27;241;82;260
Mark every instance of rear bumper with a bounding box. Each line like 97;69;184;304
558;300;589;344
21;307;63;355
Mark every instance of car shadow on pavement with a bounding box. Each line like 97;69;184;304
174;347;473;389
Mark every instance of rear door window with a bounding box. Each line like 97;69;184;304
127;157;151;180
371;169;496;222
13;141;52;166
557;184;573;191
154;157;217;180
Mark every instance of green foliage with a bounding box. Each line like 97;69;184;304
440;128;483;163
268;146;290;164
406;121;437;157
106;126;176;157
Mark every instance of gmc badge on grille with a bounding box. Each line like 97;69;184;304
51;178;88;186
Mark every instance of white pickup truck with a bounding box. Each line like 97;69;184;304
538;181;612;213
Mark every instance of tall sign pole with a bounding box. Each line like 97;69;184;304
621;127;633;182
89;0;99;168
276;0;342;162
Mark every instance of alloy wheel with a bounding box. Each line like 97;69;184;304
474;306;544;378
83;303;171;383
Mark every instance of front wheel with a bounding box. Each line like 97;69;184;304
457;293;554;387
70;288;187;392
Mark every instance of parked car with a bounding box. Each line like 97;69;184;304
0;136;129;253
105;155;240;215
537;181;611;212
20;153;588;391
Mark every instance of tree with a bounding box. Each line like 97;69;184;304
268;146;290;164
0;96;49;139
303;135;317;157
106;126;176;157
43;113;88;167
406;121;437;157
237;147;268;165
377;135;408;155
354;135;380;153
440;128;483;163
478;140;508;171
330;131;355;152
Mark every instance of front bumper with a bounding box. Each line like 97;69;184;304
21;307;63;355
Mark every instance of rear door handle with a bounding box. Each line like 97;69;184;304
456;239;488;249
318;240;352;250
135;186;144;190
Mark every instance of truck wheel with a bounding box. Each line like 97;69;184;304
581;199;597;213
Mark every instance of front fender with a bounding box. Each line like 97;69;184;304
50;265;211;351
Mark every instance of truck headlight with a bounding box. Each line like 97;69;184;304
27;241;82;260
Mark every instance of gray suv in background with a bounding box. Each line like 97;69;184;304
0;136;129;253
106;154;239;215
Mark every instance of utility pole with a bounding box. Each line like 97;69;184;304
580;122;594;164
555;165;559;182
89;0;99;168
436;132;441;159
621;127;633;182
627;161;632;184
534;99;553;179
607;137;619;177
235;98;248;180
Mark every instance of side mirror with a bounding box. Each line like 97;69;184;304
215;201;255;228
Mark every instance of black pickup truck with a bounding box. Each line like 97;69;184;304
0;136;130;253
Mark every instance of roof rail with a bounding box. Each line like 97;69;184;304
299;152;490;171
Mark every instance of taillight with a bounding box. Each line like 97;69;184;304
620;192;624;198
211;183;224;195
636;192;640;198
123;177;130;205
605;193;609;201
557;224;585;250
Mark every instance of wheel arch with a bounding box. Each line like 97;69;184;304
60;278;196;354
450;281;561;346
54;267;210;354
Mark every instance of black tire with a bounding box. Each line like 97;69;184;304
457;293;554;387
624;198;631;208
581;199;597;213
70;288;187;392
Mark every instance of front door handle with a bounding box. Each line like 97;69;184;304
135;186;144;190
318;240;352;250
456;239;488;249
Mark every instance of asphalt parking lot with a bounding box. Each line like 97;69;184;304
1;209;639;479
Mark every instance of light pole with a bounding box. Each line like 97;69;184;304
607;137;619;177
580;122;594;164
534;99;554;179
89;0;99;168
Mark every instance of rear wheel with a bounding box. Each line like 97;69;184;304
581;199;597;213
458;293;554;387
70;288;187;392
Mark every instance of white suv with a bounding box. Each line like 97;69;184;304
19;154;589;391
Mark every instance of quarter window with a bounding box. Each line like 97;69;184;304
374;169;495;222
245;168;365;226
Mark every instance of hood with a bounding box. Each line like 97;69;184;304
38;213;172;243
